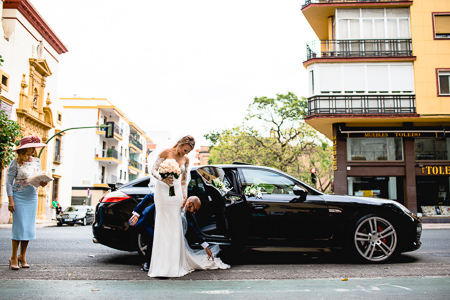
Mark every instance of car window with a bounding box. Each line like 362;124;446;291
241;168;296;195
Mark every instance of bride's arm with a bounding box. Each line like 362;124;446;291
151;150;169;181
180;157;190;207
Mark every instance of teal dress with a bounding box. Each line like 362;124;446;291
6;157;41;241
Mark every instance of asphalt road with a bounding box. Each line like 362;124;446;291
0;226;449;299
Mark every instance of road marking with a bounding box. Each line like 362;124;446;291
201;290;233;294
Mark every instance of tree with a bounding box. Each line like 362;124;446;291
205;92;333;192
0;110;22;169
0;54;4;66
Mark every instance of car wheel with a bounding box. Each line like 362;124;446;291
137;231;151;258
349;215;398;263
82;218;87;226
69;223;75;226
57;222;62;227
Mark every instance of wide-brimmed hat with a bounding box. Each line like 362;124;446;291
14;136;47;151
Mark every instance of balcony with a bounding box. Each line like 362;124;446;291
129;134;143;151
305;39;412;62
302;0;411;9
95;148;123;164
128;159;143;172
307;95;416;116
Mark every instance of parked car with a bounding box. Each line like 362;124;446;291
92;164;422;263
57;205;95;226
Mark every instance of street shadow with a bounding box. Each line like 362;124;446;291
101;253;141;266
219;250;419;266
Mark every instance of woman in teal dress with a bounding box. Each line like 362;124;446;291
7;136;48;270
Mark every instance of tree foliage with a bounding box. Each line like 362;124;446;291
205;92;333;193
0;110;22;169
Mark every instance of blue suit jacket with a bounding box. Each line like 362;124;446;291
133;193;206;246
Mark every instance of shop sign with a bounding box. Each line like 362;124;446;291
344;132;443;138
420;166;450;175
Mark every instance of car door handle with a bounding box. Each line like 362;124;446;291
251;204;269;210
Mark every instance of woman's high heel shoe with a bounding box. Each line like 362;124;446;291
8;258;19;270
17;256;30;268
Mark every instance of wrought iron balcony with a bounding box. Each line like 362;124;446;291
306;39;412;61
307;95;416;116
302;0;409;9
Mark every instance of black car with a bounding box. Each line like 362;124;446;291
92;164;422;263
57;205;95;226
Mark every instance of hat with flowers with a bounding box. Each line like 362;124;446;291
14;135;47;151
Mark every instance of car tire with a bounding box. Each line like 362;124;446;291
137;231;151;258
69;223;75;226
57;222;62;227
82;218;87;226
348;214;398;263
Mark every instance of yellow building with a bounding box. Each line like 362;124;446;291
60;98;152;207
0;0;69;223
302;0;450;220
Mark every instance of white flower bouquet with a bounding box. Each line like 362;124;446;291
244;184;264;199
158;159;181;196
212;178;232;193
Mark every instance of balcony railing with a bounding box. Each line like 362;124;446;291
306;39;412;61
307;95;416;115
128;159;143;170
302;0;409;8
114;123;123;136
101;148;123;161
129;135;143;150
101;124;123;137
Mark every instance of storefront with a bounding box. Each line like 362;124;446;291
332;124;450;221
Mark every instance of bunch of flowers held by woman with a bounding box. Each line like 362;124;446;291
244;184;264;199
158;158;181;196
212;178;232;193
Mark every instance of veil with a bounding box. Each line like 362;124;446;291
147;134;195;188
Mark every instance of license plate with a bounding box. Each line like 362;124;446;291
65;219;73;222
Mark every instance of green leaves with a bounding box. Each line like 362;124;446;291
0;110;22;169
0;54;4;66
205;92;333;193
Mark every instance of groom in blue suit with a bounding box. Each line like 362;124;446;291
129;193;213;271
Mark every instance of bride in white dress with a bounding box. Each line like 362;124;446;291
149;135;229;278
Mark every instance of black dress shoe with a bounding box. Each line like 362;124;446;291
141;262;149;272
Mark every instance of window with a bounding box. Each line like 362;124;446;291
438;71;450;95
335;8;410;40
120;170;122;180
124;172;127;181
1;71;9;92
52;177;59;202
241;168;297;195
54;138;61;163
415;138;450;161
434;14;450;39
347;137;403;161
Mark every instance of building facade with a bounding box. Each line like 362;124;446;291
302;0;450;220
0;0;71;223
60;98;150;207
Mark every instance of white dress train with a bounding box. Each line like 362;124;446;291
149;158;230;278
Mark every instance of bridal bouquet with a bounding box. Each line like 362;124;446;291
212;178;232;193
158;159;181;197
244;184;264;199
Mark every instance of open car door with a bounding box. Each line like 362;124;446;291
193;166;249;250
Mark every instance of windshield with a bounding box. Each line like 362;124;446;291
64;206;87;212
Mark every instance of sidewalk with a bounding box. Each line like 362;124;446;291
0;220;449;229
0;219;56;229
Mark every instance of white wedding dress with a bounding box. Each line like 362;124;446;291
149;156;230;278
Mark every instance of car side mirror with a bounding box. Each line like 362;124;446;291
293;185;308;202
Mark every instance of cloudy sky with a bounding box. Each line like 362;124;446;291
31;0;317;145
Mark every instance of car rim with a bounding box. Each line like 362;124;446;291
354;216;397;262
137;233;148;256
83;218;87;226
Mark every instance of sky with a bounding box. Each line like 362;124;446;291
30;0;317;146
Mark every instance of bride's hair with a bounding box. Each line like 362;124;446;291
173;135;195;149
